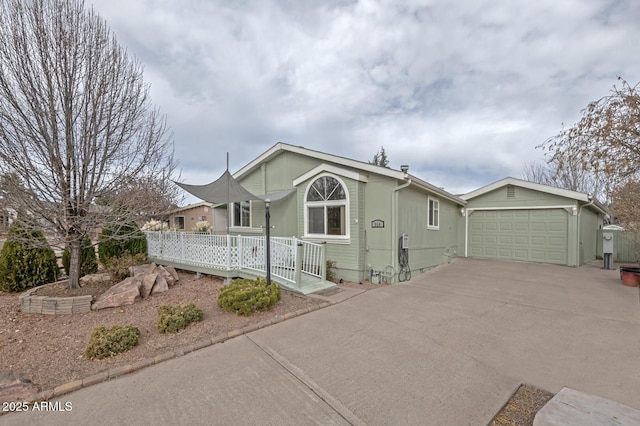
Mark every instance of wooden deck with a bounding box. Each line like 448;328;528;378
146;256;336;296
144;232;336;295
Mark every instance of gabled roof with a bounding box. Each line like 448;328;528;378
461;177;608;214
171;201;212;214
234;142;466;206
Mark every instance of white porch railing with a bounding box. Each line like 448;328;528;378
144;231;325;288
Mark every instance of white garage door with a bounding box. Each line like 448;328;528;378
469;209;568;265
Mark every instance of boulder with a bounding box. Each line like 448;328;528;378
80;272;112;286
130;263;156;277
141;272;158;298
151;265;175;287
151;274;169;295
164;266;179;283
92;277;142;311
0;370;39;403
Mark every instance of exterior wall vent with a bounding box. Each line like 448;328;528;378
507;185;515;198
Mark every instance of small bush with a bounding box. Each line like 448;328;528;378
217;278;281;316
0;221;59;292
157;303;204;333
84;325;141;360
98;222;147;267
62;236;98;278
107;252;148;283
192;220;212;232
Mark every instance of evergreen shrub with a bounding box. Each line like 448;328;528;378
84;325;141;360
0;221;59;292
217;278;281;316
157;303;204;333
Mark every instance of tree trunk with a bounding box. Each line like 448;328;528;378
68;238;81;289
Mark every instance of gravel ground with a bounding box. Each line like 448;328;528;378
0;270;324;399
489;384;555;425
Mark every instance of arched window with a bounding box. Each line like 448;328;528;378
305;175;348;237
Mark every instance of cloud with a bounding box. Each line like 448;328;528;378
90;0;640;198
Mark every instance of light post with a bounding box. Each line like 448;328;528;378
265;199;271;286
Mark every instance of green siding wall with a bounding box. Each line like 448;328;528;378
579;208;599;265
464;184;605;267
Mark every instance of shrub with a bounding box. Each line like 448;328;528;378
107;252;148;283
157;303;204;333
61;236;98;278
0;221;59;292
84;325;141;360
192;220;212;232
217;278;281;316
98;222;147;267
141;219;168;231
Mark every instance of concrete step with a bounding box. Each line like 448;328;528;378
534;387;640;426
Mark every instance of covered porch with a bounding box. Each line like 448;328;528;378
144;231;336;295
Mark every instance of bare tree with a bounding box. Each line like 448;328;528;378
0;0;179;288
541;77;640;190
522;158;609;202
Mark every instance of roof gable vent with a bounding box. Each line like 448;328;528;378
506;185;515;198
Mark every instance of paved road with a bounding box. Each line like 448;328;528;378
2;258;639;425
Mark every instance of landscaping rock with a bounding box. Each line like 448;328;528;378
130;263;156;277
0;370;39;403
90;264;175;310
80;272;112;286
151;274;169;295
152;264;175;287
164;266;179;283
91;277;142;311
141;272;158;298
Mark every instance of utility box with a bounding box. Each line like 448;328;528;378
603;232;614;269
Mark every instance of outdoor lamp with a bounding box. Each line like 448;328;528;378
265;199;271;286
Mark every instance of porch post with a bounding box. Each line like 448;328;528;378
265;199;272;286
320;241;326;281
295;240;303;289
226;234;231;271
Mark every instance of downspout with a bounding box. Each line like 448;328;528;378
464;208;470;258
392;179;412;282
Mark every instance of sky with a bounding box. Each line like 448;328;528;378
89;0;640;204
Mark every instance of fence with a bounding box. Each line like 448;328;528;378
144;231;325;287
596;229;638;263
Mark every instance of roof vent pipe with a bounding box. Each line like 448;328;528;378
400;165;409;173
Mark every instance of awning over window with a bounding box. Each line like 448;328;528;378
175;170;296;204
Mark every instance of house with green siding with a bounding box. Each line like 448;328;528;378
175;144;607;285
218;142;466;283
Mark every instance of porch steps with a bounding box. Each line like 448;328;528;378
291;274;336;295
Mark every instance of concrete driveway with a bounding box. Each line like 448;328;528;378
3;259;639;425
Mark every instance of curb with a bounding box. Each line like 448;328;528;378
23;300;335;405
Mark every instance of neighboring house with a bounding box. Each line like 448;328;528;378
461;177;608;267
0;206;16;235
168;201;221;232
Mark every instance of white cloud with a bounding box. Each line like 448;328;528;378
89;0;640;198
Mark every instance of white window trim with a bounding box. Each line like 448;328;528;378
173;215;185;230
230;200;252;228
303;173;350;242
428;196;440;230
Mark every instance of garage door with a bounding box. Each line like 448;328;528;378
469;209;568;265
